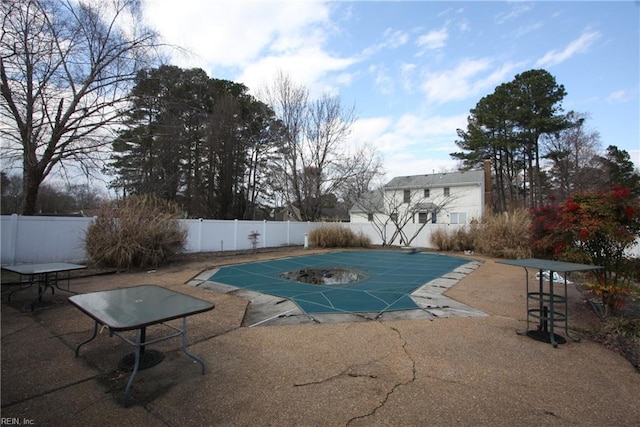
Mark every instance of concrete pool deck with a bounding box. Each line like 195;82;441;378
2;248;639;426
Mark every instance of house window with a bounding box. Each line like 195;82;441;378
418;212;428;223
431;209;437;223
424;189;430;198
390;212;398;223
403;190;411;203
444;187;450;197
450;212;467;224
367;213;373;222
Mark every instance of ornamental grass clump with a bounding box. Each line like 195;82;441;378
475;209;532;259
430;222;480;252
309;225;371;248
85;194;187;269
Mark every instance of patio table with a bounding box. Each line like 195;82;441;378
1;262;86;310
497;258;602;348
70;285;215;406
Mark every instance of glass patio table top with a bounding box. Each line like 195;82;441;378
69;285;214;330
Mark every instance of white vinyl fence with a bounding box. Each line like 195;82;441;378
0;214;453;265
0;215;320;265
3;214;638;265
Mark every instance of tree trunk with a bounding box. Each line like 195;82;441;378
21;167;43;215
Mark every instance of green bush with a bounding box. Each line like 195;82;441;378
309;225;371;248
85;194;187;269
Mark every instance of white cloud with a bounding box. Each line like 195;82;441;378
361;28;409;58
383;28;410;49
351;117;394;143
535;30;601;67
238;47;358;97
416;28;449;50
349;113;468;170
458;19;471;33
383;153;459;180
143;0;332;68
368;65;395;95
395;114;468;139
421;58;491;103
143;0;361;97
514;22;543;38
420;58;521;103
495;3;534;25
607;90;631;103
400;63;417;92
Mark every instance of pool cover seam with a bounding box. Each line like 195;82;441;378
208;251;470;315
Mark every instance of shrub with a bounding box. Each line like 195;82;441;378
430;226;474;251
430;211;530;257
475;209;532;258
431;227;454;251
85;194;187;269
248;230;260;250
309;225;371;248
531;186;640;315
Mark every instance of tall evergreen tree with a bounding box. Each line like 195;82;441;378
508;69;569;207
452;69;569;211
595;146;640;196
109;66;280;218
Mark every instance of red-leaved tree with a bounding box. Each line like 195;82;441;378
531;186;640;315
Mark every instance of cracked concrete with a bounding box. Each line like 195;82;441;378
346;324;418;426
2;250;640;426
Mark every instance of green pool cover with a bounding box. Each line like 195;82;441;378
208;250;468;315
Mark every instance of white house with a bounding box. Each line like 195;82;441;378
349;168;488;225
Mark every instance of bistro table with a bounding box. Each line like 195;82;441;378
1;262;86;310
69;285;214;406
497;258;602;348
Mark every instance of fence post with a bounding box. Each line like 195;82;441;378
287;221;291;245
263;220;267;248
234;219;238;250
8;214;18;265
197;218;203;253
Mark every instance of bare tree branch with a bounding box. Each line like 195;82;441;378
1;0;160;214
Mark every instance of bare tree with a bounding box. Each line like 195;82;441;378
541;112;602;201
1;0;159;214
354;186;459;246
259;71;308;214
260;71;383;220
335;143;384;208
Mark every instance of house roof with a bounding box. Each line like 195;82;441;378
276;203;303;221
384;169;484;190
349;189;384;213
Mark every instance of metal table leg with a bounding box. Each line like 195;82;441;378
75;321;99;356
123;329;143;407
75;316;207;407
180;317;207;374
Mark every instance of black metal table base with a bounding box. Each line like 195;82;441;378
4;271;77;311
118;350;165;371
526;330;567;345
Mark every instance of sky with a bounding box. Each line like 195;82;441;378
142;0;640;181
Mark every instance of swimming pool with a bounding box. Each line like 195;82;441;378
208;250;471;316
